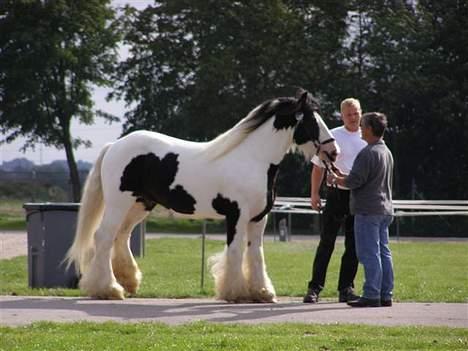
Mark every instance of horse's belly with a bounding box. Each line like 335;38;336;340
167;209;224;220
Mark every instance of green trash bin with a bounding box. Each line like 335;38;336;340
23;202;145;289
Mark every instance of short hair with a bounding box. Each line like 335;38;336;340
340;98;361;113
361;112;388;137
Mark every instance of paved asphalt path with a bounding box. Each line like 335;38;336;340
1;296;467;328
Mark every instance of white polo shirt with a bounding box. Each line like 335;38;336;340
312;126;367;189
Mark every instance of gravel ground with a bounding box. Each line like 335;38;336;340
0;231;27;259
1;230;467;260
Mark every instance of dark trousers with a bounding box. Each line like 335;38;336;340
308;187;358;292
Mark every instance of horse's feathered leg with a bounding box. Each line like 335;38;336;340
244;215;277;303
112;202;149;295
78;205;130;300
209;213;249;302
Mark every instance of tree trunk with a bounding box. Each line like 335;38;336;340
63;133;81;202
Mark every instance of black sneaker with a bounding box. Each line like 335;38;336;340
381;299;393;307
339;287;360;303
303;288;320;303
347;297;381;307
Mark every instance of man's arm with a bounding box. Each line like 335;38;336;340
328;172;346;188
327;150;368;189
310;165;325;210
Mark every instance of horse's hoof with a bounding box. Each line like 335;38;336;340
119;280;140;295
256;288;277;303
251;288;277;303
114;269;142;295
90;285;125;300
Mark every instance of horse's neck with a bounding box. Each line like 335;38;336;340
232;119;293;164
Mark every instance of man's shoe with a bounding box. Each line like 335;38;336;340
303;288;320;303
381;299;392;307
347;297;381;307
339;287;360;303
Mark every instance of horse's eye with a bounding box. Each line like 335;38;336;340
295;112;304;121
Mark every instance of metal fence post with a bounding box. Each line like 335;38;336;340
200;220;206;291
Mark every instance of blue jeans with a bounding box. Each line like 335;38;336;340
354;214;394;300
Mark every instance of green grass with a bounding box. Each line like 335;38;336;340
0;321;467;350
0;216;24;230
1;238;467;302
0;198;227;233
145;217;225;233
1;238;467;350
0;199;25;230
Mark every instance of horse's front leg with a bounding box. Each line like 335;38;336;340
209;210;249;303
244;215;277;303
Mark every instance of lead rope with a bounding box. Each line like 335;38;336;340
317;164;327;235
318;161;340;235
313;136;338;233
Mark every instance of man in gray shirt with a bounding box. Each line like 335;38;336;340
328;112;394;307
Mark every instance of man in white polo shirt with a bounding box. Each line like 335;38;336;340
303;98;367;303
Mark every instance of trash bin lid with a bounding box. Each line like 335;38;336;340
23;202;80;211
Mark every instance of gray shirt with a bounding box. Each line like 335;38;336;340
344;140;394;215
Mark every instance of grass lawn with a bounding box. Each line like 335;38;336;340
1;231;467;350
1;238;467;302
0;199;229;233
1;321;467;351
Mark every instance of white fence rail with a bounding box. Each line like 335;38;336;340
271;197;468;240
198;197;467;289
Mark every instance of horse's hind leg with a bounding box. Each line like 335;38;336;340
244;216;276;303
79;206;130;300
112;202;149;295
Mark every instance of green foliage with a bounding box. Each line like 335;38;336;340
1;321;467;351
0;181;69;203
112;1;350;200
1;238;467;302
145;217;224;234
0;0;120;201
0;216;24;230
114;1;347;140
277;153;312;197
112;1;467;201
344;1;468;199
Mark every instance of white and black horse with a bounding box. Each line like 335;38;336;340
65;88;338;302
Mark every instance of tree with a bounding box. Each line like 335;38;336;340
112;1;348;198
342;0;468;200
0;0;119;201
113;1;348;140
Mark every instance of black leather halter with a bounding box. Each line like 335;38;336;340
314;137;339;183
314;137;336;158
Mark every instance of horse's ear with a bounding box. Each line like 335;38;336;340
297;91;308;110
295;87;307;98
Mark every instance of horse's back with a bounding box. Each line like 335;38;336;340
96;129;269;221
97;130;217;213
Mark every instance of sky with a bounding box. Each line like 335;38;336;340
0;0;153;165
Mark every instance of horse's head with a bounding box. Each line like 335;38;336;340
287;89;339;164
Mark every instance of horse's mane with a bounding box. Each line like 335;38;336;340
203;98;285;160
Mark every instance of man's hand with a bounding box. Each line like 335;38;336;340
310;193;322;211
327;170;347;188
333;167;345;177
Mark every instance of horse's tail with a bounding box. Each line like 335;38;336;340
64;143;112;274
